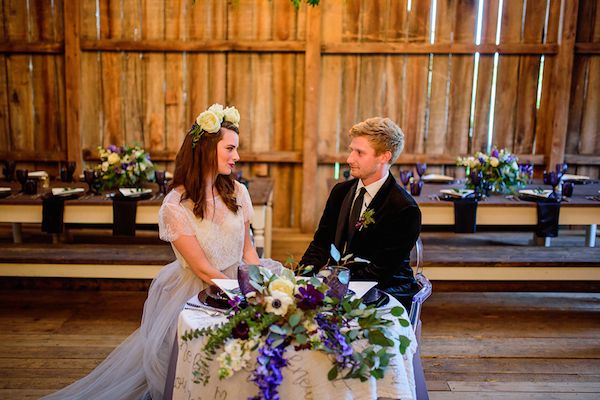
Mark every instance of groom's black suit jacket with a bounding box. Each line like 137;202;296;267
301;174;422;301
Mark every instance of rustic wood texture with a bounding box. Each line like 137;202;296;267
1;289;598;399
0;0;599;230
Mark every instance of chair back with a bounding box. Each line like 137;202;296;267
408;237;432;330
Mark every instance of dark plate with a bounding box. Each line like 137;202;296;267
361;287;389;308
197;285;231;310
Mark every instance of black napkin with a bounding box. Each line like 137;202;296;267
453;198;478;233
42;194;77;234
519;193;561;238
535;201;561;237
440;195;478;233
111;192;152;236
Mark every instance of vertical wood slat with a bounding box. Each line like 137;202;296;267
64;0;81;165
143;0;166;153
493;1;523;150
547;0;579;169
301;4;320;233
513;0;548;155
403;1;429;155
446;1;476;176
471;0;500;153
575;1;600;178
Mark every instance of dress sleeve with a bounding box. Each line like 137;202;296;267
158;201;195;242
236;182;254;223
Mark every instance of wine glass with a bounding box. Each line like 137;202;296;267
547;171;559;193
415;163;427;178
555;163;568;178
469;171;483;198
2;160;16;181
410;180;423;196
237;264;258;297
318;266;350;299
155;170;167;195
83;169;97;195
399;169;413;187
16;169;28;192
562;181;574;198
543;170;551;185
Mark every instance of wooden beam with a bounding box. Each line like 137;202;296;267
575;42;600;54
564;154;600;165
0;151;64;162
301;5;321;233
80;39;305;53
0;41;63;53
321;42;559;55
64;0;82;171
547;0;578;169
81;148;302;163
319;153;546;165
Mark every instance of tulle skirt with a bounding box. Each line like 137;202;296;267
42;258;282;400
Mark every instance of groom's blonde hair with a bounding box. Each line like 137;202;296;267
349;117;405;163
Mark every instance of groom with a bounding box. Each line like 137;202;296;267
301;117;422;310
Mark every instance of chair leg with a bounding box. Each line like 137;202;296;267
412;346;429;400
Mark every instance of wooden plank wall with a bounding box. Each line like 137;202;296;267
0;0;599;231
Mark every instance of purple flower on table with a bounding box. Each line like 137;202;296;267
108;144;119;153
315;314;354;369
295;284;324;311
250;339;287;400
232;320;250;340
491;148;499;158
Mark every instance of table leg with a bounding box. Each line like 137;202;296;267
533;234;552;247
12;223;22;244
585;224;597;247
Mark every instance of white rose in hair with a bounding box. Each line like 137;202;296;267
223;106;240;127
208;103;225;120
196;110;221;133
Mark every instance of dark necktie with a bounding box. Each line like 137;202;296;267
347;187;367;244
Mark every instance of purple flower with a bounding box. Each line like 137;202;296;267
108;144;118;153
250;340;287;400
295;284;324;310
315;314;354;369
232;320;250;340
491;148;499;158
478;156;486;165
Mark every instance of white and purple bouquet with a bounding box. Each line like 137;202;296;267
95;144;155;190
181;266;411;400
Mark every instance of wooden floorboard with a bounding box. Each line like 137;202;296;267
0;290;598;398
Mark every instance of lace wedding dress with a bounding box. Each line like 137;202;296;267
43;181;281;400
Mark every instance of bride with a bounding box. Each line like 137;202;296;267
43;104;281;399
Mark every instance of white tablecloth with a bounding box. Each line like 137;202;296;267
173;295;418;400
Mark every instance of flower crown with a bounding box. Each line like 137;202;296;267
190;103;241;147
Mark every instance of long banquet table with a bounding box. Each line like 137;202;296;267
327;178;600;247
168;294;419;400
0;178;274;257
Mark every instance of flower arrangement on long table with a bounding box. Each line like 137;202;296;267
181;266;411;400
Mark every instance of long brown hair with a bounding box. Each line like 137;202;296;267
170;121;239;219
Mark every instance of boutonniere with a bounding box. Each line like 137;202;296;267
355;208;375;231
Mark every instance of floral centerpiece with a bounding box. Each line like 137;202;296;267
181;266;411;400
95;145;155;190
457;147;531;194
